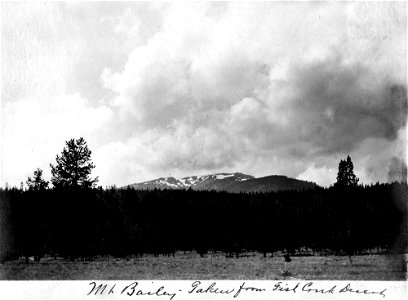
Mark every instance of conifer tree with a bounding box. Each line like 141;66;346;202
335;155;359;187
50;137;98;188
26;168;49;191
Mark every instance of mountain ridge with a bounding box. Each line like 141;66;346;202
125;172;318;193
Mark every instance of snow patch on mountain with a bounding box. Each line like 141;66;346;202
215;174;234;180
128;172;260;191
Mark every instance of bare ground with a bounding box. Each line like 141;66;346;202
0;252;406;280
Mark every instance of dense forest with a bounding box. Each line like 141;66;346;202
1;138;406;262
1;182;406;261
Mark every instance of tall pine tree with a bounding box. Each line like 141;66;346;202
50;137;98;188
335;155;359;187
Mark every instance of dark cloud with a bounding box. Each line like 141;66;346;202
283;55;407;155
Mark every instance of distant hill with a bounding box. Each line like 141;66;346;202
125;172;317;193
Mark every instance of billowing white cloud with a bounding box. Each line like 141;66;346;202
2;2;406;187
99;2;406;186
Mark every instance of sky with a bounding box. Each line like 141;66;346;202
1;1;407;188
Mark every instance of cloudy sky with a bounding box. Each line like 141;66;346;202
1;1;407;188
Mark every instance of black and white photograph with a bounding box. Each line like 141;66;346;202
0;0;407;296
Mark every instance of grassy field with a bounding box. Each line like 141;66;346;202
0;252;406;280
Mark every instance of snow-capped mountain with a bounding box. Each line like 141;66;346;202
126;172;317;193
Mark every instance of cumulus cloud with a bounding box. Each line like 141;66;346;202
2;2;406;187
99;2;406;186
280;57;407;155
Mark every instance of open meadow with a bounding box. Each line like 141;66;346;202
0;252;406;280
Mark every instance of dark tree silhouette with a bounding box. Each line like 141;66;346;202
335;156;359;187
2;181;406;267
50;137;98;188
26;168;48;191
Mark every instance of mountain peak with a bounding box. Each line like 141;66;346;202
126;172;317;193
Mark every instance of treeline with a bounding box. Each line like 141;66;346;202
0;182;407;261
